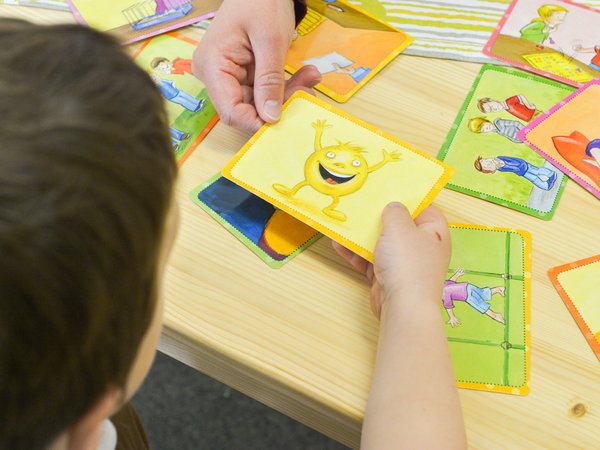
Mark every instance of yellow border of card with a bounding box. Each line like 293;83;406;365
222;91;453;262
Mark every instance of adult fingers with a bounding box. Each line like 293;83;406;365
250;28;291;124
284;65;322;98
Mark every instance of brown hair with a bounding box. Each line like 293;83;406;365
0;19;177;449
474;156;493;173
150;56;170;69
476;97;493;113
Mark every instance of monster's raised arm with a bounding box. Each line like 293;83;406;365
311;119;332;153
368;149;402;173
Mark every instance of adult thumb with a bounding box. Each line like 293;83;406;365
251;32;288;124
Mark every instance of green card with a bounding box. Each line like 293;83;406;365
191;173;321;268
438;64;574;219
446;224;530;395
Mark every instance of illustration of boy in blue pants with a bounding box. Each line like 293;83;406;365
474;155;557;190
443;269;506;327
150;73;205;112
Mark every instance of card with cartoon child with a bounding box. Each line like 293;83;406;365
67;0;220;44
484;0;600;86
131;31;218;165
286;0;412;102
222;91;452;262
520;79;600;200
445;224;530;395
438;65;574;220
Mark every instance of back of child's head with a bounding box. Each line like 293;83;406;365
0;19;177;449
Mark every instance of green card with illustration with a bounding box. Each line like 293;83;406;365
446;224;530;395
438;64;574;220
131;31;218;165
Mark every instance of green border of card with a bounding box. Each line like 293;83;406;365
437;64;574;220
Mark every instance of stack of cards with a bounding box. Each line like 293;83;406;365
216;91;452;263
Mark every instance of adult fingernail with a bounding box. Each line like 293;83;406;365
263;100;281;122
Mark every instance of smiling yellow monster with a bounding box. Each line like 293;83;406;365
273;119;401;221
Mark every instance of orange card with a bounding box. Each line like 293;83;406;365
549;254;600;361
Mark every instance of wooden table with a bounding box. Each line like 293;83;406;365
3;5;600;448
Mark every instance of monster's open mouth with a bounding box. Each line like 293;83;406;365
319;164;356;185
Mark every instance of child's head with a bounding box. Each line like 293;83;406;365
468;117;494;133
474;156;497;173
150;56;174;74
477;97;504;114
0;19;177;450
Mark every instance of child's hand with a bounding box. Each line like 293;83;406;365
333;202;450;319
193;0;321;133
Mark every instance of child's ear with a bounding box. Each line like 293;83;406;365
65;388;120;450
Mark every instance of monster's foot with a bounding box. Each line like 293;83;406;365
323;207;346;221
272;183;294;196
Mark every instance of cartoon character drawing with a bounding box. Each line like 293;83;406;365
552;131;600;186
123;0;193;31
272;119;401;221
150;56;193;75
468;117;524;143
477;95;541;122
443;269;506;327
150;72;205;112
572;44;600;72
332;63;372;83
474;156;557;191
519;4;568;45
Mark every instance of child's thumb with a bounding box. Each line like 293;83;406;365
380;202;413;236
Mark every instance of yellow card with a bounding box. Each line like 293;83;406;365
222;92;453;262
522;53;594;84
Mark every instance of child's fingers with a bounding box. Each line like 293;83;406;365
331;240;371;276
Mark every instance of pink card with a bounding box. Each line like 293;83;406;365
67;0;220;45
519;79;600;199
484;0;600;87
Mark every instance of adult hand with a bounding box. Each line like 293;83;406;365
332;202;450;319
193;0;322;133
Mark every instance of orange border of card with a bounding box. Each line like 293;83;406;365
548;254;600;361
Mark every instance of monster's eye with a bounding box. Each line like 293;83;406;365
352;160;361;167
326;152;335;159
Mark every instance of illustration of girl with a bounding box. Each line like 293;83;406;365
519;4;568;45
